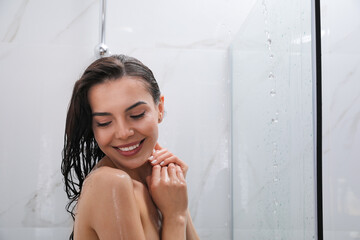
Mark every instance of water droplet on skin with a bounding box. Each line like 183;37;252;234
270;89;276;96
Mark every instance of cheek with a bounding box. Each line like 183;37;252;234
141;117;159;138
92;127;111;147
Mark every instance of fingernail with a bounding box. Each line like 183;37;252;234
151;159;157;164
148;156;154;160
160;161;164;166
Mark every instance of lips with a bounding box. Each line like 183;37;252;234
114;138;145;157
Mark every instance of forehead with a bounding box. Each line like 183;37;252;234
88;76;153;110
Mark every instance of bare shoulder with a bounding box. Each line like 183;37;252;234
84;166;133;191
75;166;144;239
74;166;146;239
78;166;133;201
78;166;135;211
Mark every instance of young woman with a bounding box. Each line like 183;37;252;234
61;55;199;240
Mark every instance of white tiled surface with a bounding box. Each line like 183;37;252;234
321;0;360;239
0;0;256;239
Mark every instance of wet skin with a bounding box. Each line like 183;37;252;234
73;76;199;240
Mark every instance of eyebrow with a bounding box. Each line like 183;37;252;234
92;101;147;117
125;101;147;112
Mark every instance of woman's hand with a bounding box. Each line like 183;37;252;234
148;143;188;177
146;163;188;219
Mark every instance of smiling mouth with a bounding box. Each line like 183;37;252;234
114;138;146;156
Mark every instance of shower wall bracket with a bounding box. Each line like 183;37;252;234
94;0;110;58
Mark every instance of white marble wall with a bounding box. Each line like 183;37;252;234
321;0;360;239
0;0;256;239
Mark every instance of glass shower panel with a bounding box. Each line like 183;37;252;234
231;0;315;239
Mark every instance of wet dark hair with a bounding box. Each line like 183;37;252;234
61;54;160;239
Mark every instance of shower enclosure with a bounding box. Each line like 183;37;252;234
3;0;359;239
231;0;318;239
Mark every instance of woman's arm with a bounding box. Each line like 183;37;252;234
147;164;188;240
186;209;200;240
148;143;200;240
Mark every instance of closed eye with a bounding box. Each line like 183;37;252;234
131;111;145;119
96;121;111;127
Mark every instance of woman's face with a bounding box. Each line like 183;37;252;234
88;76;164;170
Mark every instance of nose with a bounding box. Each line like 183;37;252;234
114;119;134;139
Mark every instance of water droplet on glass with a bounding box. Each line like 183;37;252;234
273;210;277;214
271;118;279;123
269;72;274;79
267;38;272;46
270;89;276;97
269;53;274;58
265;30;270;38
273;163;278;168
273;177;279;182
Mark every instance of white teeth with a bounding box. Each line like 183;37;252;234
118;143;140;152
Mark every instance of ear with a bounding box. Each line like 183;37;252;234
158;95;165;123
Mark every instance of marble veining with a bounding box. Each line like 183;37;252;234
321;0;360;239
51;0;97;43
0;0;254;239
2;0;29;42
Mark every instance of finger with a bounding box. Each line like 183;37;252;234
148;150;170;165
154;142;162;151
151;165;161;185
172;157;188;170
161;166;169;182
156;155;175;166
168;163;177;180
158;154;186;168
156;152;172;165
158;156;188;175
153;148;168;156
148;154;157;164
176;165;186;182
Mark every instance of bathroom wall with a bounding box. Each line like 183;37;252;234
321;0;360;239
0;0;256;239
231;0;316;239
